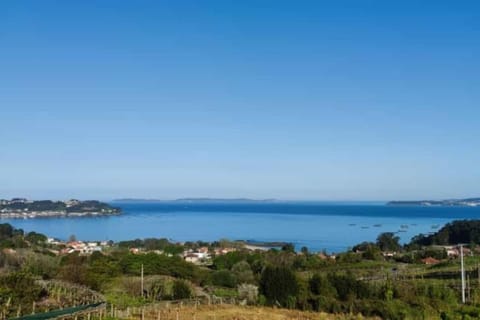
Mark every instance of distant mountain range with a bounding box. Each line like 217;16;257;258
387;198;480;207
113;198;277;203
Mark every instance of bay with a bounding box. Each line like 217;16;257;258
4;201;480;252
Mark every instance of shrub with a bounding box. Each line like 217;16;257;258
237;283;258;305
172;279;192;299
211;270;237;288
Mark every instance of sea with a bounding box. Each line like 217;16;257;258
4;201;480;253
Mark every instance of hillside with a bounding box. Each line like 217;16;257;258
0;198;120;218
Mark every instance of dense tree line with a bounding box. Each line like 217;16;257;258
411;220;480;246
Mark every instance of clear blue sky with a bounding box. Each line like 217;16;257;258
1;1;479;201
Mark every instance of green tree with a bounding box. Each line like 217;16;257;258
376;232;401;252
309;273;337;297
231;261;255;284
211;270;237;288
25;232;47;245
259;266;298;307
281;243;295;253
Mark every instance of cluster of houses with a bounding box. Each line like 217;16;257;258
47;238;110;255
127;244;240;265
0;198;81;206
183;247;238;264
421;245;478;265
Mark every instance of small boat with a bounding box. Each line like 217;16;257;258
348;223;357;226
361;226;370;229
373;224;382;227
431;224;440;229
397;229;407;233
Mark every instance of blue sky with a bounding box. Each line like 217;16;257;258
1;1;479;201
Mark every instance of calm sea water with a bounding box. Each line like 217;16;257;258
4;202;480;253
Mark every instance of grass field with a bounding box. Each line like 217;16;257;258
133;305;375;320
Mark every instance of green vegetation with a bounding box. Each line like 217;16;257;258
3;221;480;319
411;220;480;246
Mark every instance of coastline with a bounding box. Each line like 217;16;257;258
0;211;121;219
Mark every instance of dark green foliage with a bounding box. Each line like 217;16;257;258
352;242;383;260
85;252;122;290
0;224;16;240
213;251;250;270
172;279;192;299
25;231;47;245
119;253;198;281
309;274;337;297
300;246;309;255
259;266;298;307
281;243;295;253
211;270;237;288
376;232;401;252
411;220;480;246
327;272;374;301
118;238;183;254
336;252;362;263
0;224;47;249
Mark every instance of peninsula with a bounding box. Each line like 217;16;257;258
0;198;120;218
387;197;480;207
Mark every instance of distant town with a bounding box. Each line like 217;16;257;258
0;198;120;218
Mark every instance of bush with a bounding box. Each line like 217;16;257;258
172;279;192;299
231;261;254;284
237;283;258;305
211;270;237;288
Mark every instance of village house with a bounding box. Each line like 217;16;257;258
183;247;212;265
184;253;202;264
214;247;236;256
129;247;142;254
444;245;471;258
421;257;440;265
382;251;396;258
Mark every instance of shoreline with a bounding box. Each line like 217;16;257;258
0;211;121;219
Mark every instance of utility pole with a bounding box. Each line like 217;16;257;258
461;245;466;303
141;263;144;297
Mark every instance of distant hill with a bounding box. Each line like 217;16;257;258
387;197;480;207
114;198;277;203
410;219;480;246
0;198;120;218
